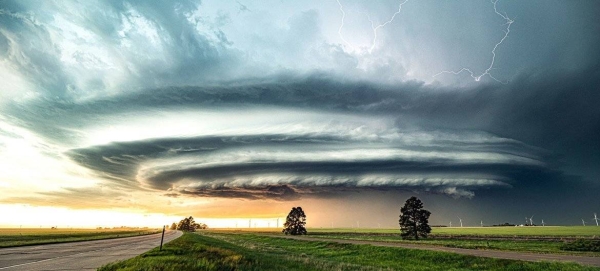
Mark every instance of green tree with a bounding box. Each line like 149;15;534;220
177;216;201;232
169;222;177;230
282;207;307;235
196;223;208;230
399;196;431;240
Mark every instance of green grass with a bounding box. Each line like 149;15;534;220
431;226;600;237
304;232;600;257
99;232;600;270
562;240;600;252
208;227;600;257
0;228;160;248
303;226;600;257
308;226;600;237
99;232;310;271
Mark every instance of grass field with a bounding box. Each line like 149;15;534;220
305;233;600;257
310;226;600;237
0;228;160;248
207;226;600;257
212;226;600;237
99;232;599;270
429;226;599;237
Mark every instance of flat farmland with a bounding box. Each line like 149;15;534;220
208;227;600;256
99;232;600;270
0;228;160;248
304;227;600;257
310;226;600;237
432;226;599;237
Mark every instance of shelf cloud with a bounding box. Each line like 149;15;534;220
1;0;599;225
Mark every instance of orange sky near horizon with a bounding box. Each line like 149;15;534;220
0;192;401;229
0;204;293;229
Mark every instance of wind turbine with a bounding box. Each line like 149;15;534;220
529;215;534;226
594;213;599;226
449;221;452;227
480;220;483;227
458;217;463;227
525;217;528;225
541;219;545;226
582;219;586;226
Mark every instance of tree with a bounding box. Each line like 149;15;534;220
170;223;177;230
176;216;202;232
196;223;208;230
282;207;307;235
399;196;431;240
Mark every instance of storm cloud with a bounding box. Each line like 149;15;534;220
1;0;599;225
49;67;597;201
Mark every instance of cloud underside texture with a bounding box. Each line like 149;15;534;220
1;0;599;202
25;66;596;201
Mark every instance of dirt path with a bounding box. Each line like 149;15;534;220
275;235;600;267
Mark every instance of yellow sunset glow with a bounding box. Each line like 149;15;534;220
0;204;289;229
0;204;179;228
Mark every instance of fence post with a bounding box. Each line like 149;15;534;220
159;225;165;251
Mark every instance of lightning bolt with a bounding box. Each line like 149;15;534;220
335;0;355;51
366;0;409;53
434;0;514;83
336;0;409;53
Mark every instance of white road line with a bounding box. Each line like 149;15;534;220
0;246;113;270
0;233;171;270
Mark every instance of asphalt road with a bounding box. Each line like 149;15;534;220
277;235;600;267
0;230;182;271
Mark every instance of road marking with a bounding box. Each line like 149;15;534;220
0;232;176;270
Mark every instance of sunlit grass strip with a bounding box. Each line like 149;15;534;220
98;232;310;271
0;228;160;248
100;232;600;271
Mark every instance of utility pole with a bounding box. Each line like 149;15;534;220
159;225;165;251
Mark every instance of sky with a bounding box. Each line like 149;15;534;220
0;0;599;228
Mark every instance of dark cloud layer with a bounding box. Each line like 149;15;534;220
66;135;344;187
16;64;594;153
55;65;600;200
1;0;599;225
9;66;600;160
